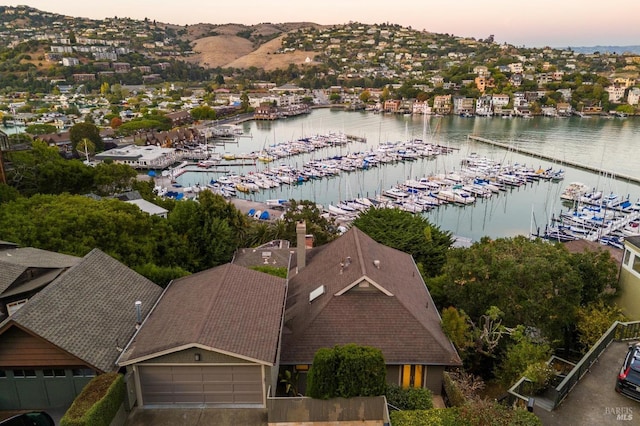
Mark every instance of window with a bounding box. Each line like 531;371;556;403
401;365;424;388
72;368;95;377
634;255;640;274
43;369;66;378
624;250;631;266
13;369;36;378
0;370;6;378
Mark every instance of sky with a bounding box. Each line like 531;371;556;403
5;1;640;48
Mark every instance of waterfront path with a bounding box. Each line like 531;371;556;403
468;135;640;185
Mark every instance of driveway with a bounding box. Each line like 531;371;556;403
124;408;268;426
535;341;640;425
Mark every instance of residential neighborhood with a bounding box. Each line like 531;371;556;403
1;4;640;426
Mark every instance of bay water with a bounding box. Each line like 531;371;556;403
177;109;640;242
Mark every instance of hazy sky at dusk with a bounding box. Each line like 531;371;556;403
6;1;640;48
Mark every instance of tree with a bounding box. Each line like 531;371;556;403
576;301;626;350
93;162;137;195
240;91;250;112
25;123;56;135
430;236;591;345
352;208;453;277
0;194;187;281
281;199;338;246
69;122;103;152
496;331;552;388
167;190;249;271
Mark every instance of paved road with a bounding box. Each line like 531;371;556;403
535;341;640;425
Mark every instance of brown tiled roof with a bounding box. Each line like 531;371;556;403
118;263;287;365
563;239;623;266
282;227;461;366
0;249;162;372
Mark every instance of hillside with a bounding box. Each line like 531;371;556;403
182;23;323;69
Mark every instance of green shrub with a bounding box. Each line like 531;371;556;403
390;402;541;426
385;384;433;410
442;372;466;407
60;372;125;426
390;408;459;426
307;347;338;399
523;362;554;394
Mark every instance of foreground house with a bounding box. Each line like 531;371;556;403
117;264;287;407
282;224;462;395
0;249;162;410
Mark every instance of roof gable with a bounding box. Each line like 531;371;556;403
1;249;162;372
283;227;460;366
118;263;287;366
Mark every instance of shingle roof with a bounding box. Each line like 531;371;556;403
1;249;162;372
0;247;81;294
118;263;287;366
282;227;461;366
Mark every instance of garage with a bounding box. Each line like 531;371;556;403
138;365;263;406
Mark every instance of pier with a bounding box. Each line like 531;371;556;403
468;135;640;185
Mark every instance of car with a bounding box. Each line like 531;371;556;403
616;342;640;401
0;411;54;426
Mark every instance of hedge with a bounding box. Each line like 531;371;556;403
60;372;125;426
307;344;386;399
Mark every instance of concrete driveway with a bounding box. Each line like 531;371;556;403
535;341;640;425
124;408;268;426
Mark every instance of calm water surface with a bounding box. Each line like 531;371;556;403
176;109;640;242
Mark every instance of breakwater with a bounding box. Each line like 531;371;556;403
468;135;640;185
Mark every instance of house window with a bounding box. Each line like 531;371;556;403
43;369;66;378
13;369;36;378
295;365;309;372
0;370;6;378
634;255;640;274
401;365;424;388
72;368;96;377
624;250;631;266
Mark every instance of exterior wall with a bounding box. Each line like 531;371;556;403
618;242;640;319
426;365;445;395
0;326;85;367
267;396;389;425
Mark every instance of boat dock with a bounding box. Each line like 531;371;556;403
468;135;640;185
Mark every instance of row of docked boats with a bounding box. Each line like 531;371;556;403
537;182;640;247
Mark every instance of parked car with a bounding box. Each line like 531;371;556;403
616;342;640;401
0;412;54;426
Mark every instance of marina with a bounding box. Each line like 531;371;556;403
161;109;640;243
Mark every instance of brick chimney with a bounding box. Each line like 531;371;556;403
296;220;307;272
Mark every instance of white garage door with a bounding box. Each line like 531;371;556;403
139;365;263;405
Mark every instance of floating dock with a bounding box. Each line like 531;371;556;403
468;135;640;185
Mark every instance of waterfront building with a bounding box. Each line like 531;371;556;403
95;144;180;169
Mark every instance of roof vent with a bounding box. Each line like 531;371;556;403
373;259;381;269
135;300;142;328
